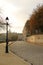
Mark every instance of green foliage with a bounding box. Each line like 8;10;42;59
0;33;6;43
8;33;18;41
0;33;18;43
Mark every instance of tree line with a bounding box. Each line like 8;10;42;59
23;5;43;36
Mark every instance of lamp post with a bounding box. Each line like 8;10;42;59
5;17;9;53
0;16;9;53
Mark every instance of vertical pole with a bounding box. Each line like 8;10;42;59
5;22;9;53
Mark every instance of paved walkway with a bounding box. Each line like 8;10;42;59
0;43;30;65
9;41;43;65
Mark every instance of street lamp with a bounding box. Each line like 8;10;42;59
5;17;9;53
0;16;9;53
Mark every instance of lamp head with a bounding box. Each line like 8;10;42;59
6;17;9;20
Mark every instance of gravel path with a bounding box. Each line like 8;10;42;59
9;41;43;65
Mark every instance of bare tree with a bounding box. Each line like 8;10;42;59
0;8;5;30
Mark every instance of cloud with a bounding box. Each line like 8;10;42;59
0;0;43;33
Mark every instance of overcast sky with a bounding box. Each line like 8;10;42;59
0;0;43;33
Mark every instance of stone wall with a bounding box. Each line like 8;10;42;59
27;35;43;43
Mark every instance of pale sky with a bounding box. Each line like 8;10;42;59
0;0;43;33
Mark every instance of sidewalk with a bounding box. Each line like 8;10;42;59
0;43;30;65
